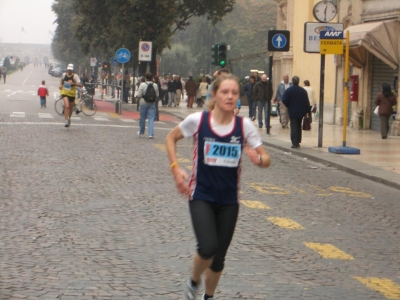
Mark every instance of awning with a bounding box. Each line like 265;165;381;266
344;20;400;69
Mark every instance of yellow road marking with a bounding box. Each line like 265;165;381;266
329;186;371;198
354;277;400;299
304;242;354;260
249;183;290;195
309;185;333;196
154;144;167;153
267;217;305;230
241;200;270;210
287;185;306;194
108;112;120;118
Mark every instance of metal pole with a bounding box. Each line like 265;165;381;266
267;51;273;135
342;31;350;147
318;54;325;148
120;64;124;115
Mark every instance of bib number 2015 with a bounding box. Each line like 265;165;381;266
204;141;241;167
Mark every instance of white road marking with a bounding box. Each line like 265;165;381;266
0;122;173;130
10;112;26;118
53;93;58;100
38;113;54;119
93;117;110;121
173;121;181;124
7;92;17;97
22;71;33;85
156;121;166;124
70;116;81;121
120;119;136;122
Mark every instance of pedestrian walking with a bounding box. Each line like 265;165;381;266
2;68;7;84
160;74;169;107
374;83;397;139
153;75;161;121
185;76;197;108
303;80;317;118
136;72;159;138
199;77;209;108
37;80;49;108
196;79;203;107
123;75;131;103
173;75;183;107
282;76;310;148
167;76;175;107
253;74;273;128
165;74;271;300
276;74;292;128
243;75;256;120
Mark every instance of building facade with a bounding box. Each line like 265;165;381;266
275;0;400;135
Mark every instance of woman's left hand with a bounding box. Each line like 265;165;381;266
245;146;261;166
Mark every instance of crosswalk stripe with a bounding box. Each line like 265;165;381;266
267;217;305;230
93;117;110;121
38;113;54;119
120;119;136;122
241;200;271;210
10;112;26;118
304;242;354;260
354;277;400;299
70;116;81;121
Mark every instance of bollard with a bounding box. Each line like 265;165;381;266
115;101;119;113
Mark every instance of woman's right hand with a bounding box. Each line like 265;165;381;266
173;168;191;196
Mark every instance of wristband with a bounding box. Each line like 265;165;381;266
170;162;179;169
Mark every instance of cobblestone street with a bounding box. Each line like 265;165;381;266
1;116;399;299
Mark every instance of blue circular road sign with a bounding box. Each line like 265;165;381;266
110;56;118;66
272;34;287;49
115;48;131;64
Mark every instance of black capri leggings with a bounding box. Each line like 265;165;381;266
189;199;239;272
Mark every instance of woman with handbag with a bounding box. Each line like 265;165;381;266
374;83;397;139
303;80;317;119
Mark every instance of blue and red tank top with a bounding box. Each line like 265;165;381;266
189;111;245;205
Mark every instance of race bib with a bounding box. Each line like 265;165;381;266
63;82;72;91
204;141;241;167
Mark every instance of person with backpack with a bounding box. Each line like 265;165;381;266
136;72;159;138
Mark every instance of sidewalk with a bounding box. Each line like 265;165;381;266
103;93;400;190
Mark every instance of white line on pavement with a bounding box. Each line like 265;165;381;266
7;92;17;97
22;71;33;85
0;122;174;130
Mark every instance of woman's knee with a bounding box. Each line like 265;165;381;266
197;242;218;260
210;257;225;272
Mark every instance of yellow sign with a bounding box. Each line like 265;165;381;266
320;39;343;54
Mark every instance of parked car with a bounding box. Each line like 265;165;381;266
50;67;60;76
54;68;66;77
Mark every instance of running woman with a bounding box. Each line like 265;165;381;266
166;74;271;300
59;64;82;127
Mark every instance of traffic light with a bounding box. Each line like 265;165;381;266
102;61;108;69
217;44;227;67
211;44;219;66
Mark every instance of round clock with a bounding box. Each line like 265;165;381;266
313;1;337;23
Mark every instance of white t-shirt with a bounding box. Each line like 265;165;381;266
179;112;263;149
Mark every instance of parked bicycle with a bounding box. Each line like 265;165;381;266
54;89;97;116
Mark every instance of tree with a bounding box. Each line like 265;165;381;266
159;44;198;77
68;0;236;75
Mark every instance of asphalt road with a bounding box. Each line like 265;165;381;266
0;64;399;300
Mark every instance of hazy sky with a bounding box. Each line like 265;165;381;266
0;0;57;44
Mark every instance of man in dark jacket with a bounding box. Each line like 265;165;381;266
243;75;256;120
253;74;273;128
185;76;197;108
282;76;310;149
